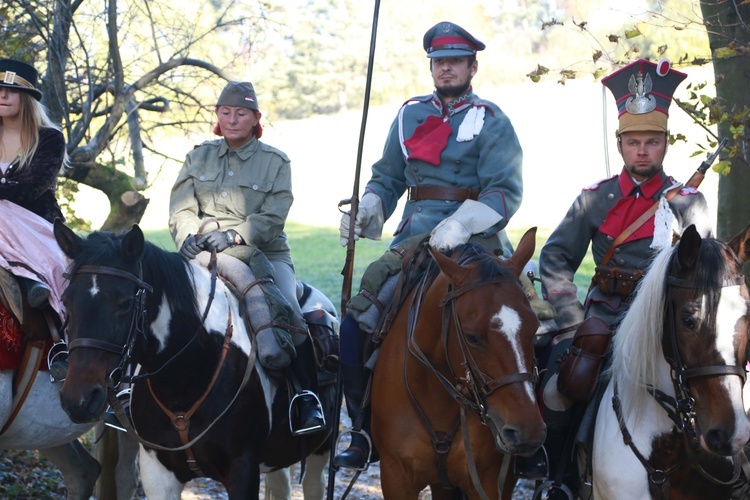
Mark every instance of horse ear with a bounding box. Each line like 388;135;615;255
53;218;83;259
505;227;537;277
121;224;145;262
429;247;471;287
676;224;702;270
727;222;750;265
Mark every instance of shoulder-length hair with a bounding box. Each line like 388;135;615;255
3;92;64;172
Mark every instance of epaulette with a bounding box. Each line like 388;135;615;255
679;186;700;196
402;94;433;107
194;139;222;149
260;142;291;162
583;174;617;191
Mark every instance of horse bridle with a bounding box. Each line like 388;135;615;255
65;264;153;387
405;267;538;425
613;271;748;498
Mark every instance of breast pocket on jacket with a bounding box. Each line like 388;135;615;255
237;180;273;214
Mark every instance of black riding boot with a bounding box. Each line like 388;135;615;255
288;337;326;435
333;363;378;469
19;277;50;309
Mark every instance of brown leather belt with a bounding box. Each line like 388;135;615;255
407;185;480;202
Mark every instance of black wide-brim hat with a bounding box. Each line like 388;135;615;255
0;59;43;101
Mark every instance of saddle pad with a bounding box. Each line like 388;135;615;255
0;302;23;370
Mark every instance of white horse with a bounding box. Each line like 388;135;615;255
591;224;750;499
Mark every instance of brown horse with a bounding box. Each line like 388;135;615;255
371;228;546;499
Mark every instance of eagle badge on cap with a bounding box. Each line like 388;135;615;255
625;71;656;115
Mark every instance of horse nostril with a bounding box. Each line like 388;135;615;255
704;428;732;455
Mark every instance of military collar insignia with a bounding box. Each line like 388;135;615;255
430;89;475;117
625;71;656;115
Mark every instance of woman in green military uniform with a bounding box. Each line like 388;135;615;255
169;81;325;435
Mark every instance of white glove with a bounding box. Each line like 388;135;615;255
339;192;384;246
429;199;503;252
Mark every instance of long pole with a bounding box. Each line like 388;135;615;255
327;1;381;498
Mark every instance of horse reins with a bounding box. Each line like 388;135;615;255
612;271;748;498
64;253;259;459
403;259;537;497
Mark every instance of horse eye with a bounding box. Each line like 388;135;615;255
116;298;134;314
464;334;483;347
681;315;698;330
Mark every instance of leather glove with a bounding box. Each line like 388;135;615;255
198;229;239;253
180;234;203;259
519;263;557;321
429;199;502;252
339;192;385;246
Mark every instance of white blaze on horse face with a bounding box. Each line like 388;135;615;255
492;305;535;399
89;275;100;297
715;284;750;447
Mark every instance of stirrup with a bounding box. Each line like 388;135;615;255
514;446;550;480
104;388;132;432
289;390;326;435
333;427;373;471
47;341;69;382
532;480;574;500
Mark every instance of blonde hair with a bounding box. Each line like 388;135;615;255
0;91;64;172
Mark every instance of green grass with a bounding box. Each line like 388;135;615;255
143;223;595;312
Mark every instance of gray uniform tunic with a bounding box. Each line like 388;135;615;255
365;90;523;255
539;168;711;330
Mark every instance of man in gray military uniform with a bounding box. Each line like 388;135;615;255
530;59;712;497
334;21;524;469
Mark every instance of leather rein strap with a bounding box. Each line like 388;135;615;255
611;272;747;496
403;259;535;497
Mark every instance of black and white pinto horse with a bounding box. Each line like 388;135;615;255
53;222;338;499
591;224;750;499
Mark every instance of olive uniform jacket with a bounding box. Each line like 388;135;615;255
539;168;711;330
169;137;293;265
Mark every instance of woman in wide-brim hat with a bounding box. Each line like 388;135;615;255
0;58;68;314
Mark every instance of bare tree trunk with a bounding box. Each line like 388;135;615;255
700;0;750;240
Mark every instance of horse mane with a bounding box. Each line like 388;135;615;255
450;243;515;281
71;231;199;318
606;236;730;423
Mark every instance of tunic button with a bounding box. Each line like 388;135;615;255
199;175;205;181
615;247;621;253
416;207;422;213
228;171;234;176
417;176;424;182
607;193;614;200
607;235;613;241
253;184;259;190
413;167;419;173
0;178;5;184
221;191;228;197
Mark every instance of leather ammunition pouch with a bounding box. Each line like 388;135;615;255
592;265;643;298
557;316;612;403
304;308;339;373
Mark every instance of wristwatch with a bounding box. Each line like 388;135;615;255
225;229;242;246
